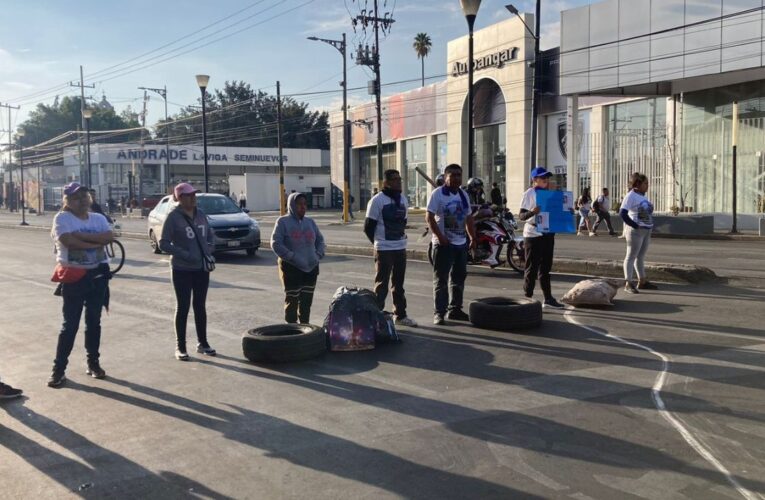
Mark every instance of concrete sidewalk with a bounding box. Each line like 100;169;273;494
3;210;763;283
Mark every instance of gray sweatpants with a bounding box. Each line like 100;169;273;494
624;226;651;282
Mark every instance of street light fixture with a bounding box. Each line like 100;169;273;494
308;34;352;223
16;128;28;226
506;2;541;171
196;74;210;193
460;0;482;179
82;107;94;187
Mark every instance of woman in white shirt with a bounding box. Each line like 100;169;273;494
620;173;657;293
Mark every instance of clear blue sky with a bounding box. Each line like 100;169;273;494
0;0;588;138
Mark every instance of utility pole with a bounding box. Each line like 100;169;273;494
139;85;171;192
354;0;395;189
139;90;148;203
277;81;285;216
307;33;350;223
0;102;20;211
69;66;95;181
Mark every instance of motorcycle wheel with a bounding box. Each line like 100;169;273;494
507;240;525;274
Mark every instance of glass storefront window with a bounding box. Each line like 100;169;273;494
358;143;396;208
405;137;428;208
682;81;765;214
435;133;447;178
474;123;506;196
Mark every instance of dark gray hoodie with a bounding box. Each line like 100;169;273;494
159;206;214;271
270;192;326;272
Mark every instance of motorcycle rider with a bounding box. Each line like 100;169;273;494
466;177;486;206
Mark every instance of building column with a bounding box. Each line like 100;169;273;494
566;94;579;195
426;135;436;180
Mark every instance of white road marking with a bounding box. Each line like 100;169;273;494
563;309;761;500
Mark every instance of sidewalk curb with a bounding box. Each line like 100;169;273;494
0;223;719;284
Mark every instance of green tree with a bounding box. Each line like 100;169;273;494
18;96;142;150
156;80;329;149
413;33;433;87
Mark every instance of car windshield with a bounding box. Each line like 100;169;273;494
197;196;241;215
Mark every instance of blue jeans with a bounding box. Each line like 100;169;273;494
53;267;109;371
432;244;468;315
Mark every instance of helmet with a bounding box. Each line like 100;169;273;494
435;174;445;187
467;177;484;192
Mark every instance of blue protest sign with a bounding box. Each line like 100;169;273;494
535;190;575;234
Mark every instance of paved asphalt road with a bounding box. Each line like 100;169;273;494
2;210;764;281
1;228;764;498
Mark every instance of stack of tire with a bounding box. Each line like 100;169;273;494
468;297;542;331
242;324;326;363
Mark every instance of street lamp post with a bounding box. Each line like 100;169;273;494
16;128;28;226
82;107;93;187
308;34;351;223
460;0;481;179
506;3;541;170
196;74;210;193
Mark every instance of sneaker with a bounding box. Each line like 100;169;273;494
638;281;658;290
433;314;445;325
589;232;597;237
86;363;106;379
175;349;190;361
609;232;617;236
543;298;565;309
446;309;470;321
0;382;23;399
395;316;418;327
624;283;639;294
196;344;217;356
47;370;66;388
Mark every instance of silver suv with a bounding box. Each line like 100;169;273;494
148;193;261;256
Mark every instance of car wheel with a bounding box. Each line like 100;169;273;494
242;324;326;363
149;230;161;254
468;297;542;331
246;248;257;256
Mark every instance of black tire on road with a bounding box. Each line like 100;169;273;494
242;324;326;363
246;248;257;256
468;297;542;331
150;230;162;254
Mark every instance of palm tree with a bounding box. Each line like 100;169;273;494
413;33;432;87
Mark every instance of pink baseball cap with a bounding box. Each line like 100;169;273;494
174;182;200;198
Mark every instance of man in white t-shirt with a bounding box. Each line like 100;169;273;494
364;169;416;327
592;187;616;236
518;167;564;308
426;164;476;325
47;182;114;388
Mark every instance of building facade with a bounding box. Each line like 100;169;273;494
63;143;330;209
330;15;535;209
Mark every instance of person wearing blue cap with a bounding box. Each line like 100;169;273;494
518;167;564;308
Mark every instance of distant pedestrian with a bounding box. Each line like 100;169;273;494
89;189;112;224
348;195;355;220
364;169;417;327
620;173;657;294
519;168;564;308
490;182;503;208
48;183;114;387
426;163;476;325
576;188;594;236
0;376;22;399
271;192;326;324
592;187;616;236
239;190;247;210
159;183;217;361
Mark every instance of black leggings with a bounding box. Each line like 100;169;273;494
171;269;210;350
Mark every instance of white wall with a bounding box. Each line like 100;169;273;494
241;173;331;211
